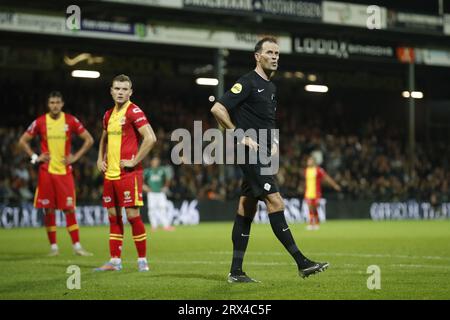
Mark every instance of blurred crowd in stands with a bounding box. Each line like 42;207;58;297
1;92;449;206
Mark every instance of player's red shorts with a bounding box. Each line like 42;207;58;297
102;172;144;208
34;168;76;210
305;198;319;208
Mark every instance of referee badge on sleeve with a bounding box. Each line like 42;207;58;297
231;83;242;94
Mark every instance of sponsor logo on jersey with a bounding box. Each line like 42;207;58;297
132;107;142;114
134;116;146;124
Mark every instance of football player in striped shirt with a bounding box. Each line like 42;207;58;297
95;74;156;272
18;91;94;256
304;156;341;230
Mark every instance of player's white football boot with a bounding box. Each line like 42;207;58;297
94;261;122;272
74;247;93;256
138;260;149;272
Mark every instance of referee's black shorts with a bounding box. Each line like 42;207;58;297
238;163;279;200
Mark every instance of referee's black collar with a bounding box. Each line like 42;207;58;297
253;69;272;82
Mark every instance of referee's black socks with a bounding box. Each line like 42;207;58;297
230;214;253;275
268;210;311;269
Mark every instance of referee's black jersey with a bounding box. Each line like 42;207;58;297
218;70;277;136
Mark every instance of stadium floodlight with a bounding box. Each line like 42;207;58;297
402;91;423;99
305;84;328;93
196;78;219;86
411;91;424;99
294;71;304;79
307;74;317;82
71;70;100;79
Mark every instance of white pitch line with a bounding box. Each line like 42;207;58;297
142;260;450;270
391;264;450;270
206;251;450;261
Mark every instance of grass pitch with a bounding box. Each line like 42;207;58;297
0;220;449;300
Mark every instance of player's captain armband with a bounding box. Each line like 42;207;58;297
231;83;242;94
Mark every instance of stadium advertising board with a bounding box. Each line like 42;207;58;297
415;48;450;67
445;14;450;35
322;1;387;29
99;0;183;8
2;200;449;228
0;12;65;34
397;47;450;68
388;11;443;33
0;200;200;229
370;202;450;221
81;19;135;35
254;198;326;224
0;12;291;52
144;24;291;52
293;35;395;61
183;0;322;20
0;199;318;228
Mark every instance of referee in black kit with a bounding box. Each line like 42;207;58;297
211;37;329;283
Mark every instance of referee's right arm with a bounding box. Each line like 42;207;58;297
210;102;235;130
211;103;258;151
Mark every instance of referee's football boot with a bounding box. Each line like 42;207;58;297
227;271;260;283
298;260;329;279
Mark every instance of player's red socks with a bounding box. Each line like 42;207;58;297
65;211;80;244
309;208;319;225
128;216;147;258
109;215;124;258
44;211;57;245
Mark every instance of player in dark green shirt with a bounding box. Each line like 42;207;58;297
143;157;174;231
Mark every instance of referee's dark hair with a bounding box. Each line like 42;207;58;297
47;91;64;101
254;37;278;53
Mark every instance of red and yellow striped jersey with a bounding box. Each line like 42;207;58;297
26;112;85;175
103;101;149;180
304;166;325;199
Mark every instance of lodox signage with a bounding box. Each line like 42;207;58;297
293;36;395;61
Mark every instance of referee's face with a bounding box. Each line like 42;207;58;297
256;42;280;72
